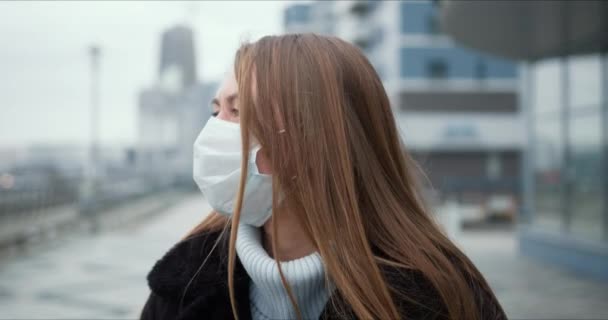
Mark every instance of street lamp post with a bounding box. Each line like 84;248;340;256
90;45;100;185
80;45;102;219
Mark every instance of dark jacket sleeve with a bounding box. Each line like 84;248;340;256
140;291;179;320
383;266;507;320
466;271;508;320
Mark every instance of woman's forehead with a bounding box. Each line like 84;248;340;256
215;73;237;99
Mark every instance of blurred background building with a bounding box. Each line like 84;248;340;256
285;0;608;281
138;24;217;188
0;21;217;250
440;0;608;280
284;0;521;224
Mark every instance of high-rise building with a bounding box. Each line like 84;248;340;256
139;24;217;187
284;0;521;219
159;25;198;90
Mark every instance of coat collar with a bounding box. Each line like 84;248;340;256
145;229;457;320
146;230;252;320
145;229;361;320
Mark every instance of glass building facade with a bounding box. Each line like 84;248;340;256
527;55;606;241
439;0;608;281
401;0;438;35
399;1;516;80
400;47;516;79
518;53;608;281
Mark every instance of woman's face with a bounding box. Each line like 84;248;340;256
211;73;239;123
210;73;271;174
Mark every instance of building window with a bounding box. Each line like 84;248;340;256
568;109;602;240
400;47;516;79
401;1;435;34
534;119;564;232
475;59;487;80
533;59;562;116
530;54;605;240
569;55;602;109
427;14;440;35
487;153;502;180
566;55;603;240
427;59;448;79
350;0;371;16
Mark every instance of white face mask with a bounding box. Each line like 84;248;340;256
192;116;273;226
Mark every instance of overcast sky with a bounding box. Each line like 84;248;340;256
0;1;294;148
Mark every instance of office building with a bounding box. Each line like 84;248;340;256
138;24;217;187
441;0;608;280
159;25;198;89
284;0;521;219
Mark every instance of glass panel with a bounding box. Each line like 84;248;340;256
568;109;603;240
568;54;601;109
401;1;435;34
533;59;562;116
481;53;518;78
427;58;448;79
534;119;564;231
400;47;516;79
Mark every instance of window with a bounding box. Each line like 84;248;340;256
530;54;606;240
401;1;435;34
534;119;564;231
475;59;487;80
533;59;562;116
569;55;601;109
487;153;502;180
427;59;447;79
427;13;440;35
400;47;516;79
566;55;603;240
568;109;603;240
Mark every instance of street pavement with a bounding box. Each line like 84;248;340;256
455;230;608;319
0;194;607;319
0;193;210;319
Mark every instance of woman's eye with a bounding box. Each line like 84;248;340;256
231;109;239;117
211;111;219;117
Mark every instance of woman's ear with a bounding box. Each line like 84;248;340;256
255;148;273;174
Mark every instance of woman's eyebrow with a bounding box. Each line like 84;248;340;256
226;93;239;101
226;93;238;106
210;98;220;107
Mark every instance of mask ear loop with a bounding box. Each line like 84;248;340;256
250;129;285;172
249;146;265;175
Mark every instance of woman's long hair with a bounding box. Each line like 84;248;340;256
184;34;496;320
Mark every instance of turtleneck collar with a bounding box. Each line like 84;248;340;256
235;224;332;320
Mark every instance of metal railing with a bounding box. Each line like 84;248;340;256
0;166;190;249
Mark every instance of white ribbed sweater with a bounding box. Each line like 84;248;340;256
235;224;332;320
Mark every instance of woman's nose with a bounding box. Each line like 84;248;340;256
216;109;231;122
216;107;239;123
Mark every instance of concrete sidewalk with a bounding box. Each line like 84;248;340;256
0;193;211;319
455;230;608;319
0;194;606;319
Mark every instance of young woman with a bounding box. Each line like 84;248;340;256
140;34;507;320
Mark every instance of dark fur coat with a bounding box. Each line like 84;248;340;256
140;230;507;320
